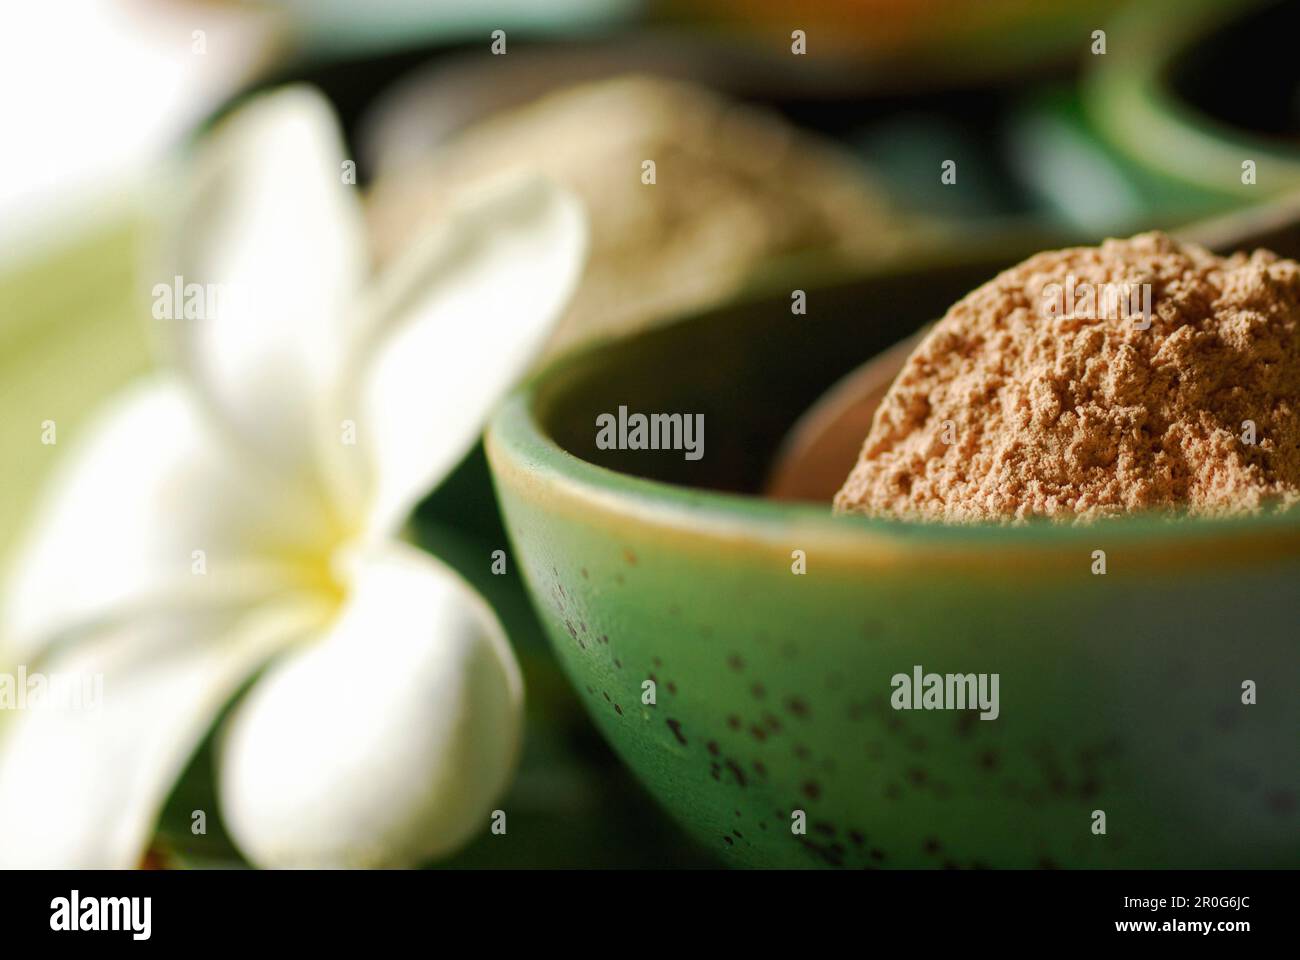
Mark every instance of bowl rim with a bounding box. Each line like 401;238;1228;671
1084;0;1300;196
486;324;1300;576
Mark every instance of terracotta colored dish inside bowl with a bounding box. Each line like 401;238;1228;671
764;327;923;503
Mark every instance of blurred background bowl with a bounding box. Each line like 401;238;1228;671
1086;0;1300;204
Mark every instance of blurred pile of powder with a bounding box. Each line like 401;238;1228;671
365;75;908;353
835;233;1300;523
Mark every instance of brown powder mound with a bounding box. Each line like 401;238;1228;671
367;75;906;356
834;232;1300;523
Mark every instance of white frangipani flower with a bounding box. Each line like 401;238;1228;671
0;86;586;868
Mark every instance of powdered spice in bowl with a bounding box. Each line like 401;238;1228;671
835;233;1300;522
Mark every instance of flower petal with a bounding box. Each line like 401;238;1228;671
217;542;523;867
350;175;586;537
160;85;366;480
2;374;332;663
0;599;322;868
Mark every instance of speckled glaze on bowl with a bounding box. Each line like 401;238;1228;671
486;269;1300;869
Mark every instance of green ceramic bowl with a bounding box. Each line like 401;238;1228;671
486;265;1300;869
1086;0;1300;203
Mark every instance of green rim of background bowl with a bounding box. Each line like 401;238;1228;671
1086;0;1300;199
